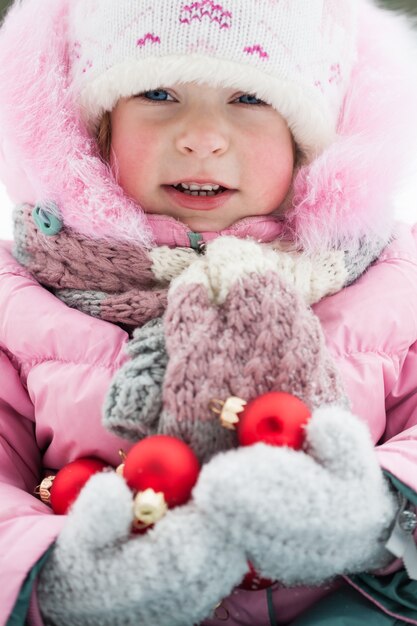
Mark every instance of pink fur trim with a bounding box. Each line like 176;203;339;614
0;0;153;246
288;0;417;251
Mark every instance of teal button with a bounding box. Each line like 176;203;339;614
32;204;63;236
187;231;206;253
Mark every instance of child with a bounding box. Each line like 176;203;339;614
1;0;417;624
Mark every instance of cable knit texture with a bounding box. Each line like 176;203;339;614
13;203;385;332
13;204;168;327
13;202;389;468
103;319;168;441
149;245;200;284
103;235;389;464
157;237;348;462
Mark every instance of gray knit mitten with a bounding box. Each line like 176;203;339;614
103;318;167;441
194;405;399;586
37;472;247;626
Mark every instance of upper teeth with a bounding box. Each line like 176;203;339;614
175;182;221;191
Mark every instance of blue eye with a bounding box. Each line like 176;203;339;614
138;90;173;101
238;94;265;105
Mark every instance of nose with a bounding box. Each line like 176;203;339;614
175;110;229;158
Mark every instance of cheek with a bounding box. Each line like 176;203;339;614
254;138;294;186
249;136;294;201
111;125;158;192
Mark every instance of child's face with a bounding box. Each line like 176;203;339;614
110;82;294;232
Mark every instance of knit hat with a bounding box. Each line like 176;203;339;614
68;0;358;160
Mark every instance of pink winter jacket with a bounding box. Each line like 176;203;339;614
1;221;417;625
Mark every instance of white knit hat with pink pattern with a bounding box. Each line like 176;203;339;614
68;0;358;159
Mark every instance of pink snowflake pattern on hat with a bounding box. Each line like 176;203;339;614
243;44;269;60
137;33;161;48
180;1;232;30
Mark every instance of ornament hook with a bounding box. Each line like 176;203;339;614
209;396;247;430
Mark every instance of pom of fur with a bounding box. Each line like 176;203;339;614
287;0;417;252
0;0;153;246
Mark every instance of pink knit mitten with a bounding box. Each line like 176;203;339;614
158;236;347;462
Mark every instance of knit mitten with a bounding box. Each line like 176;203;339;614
103;318;167;441
103;237;348;450
193;405;399;585
103;237;384;451
37;472;247;626
155;236;347;462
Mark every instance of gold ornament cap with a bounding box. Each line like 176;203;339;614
133;488;168;530
35;475;56;505
210;396;247;430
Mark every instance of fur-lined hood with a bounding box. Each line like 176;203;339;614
0;0;416;251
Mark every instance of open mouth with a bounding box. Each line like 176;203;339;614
171;183;228;197
163;183;235;211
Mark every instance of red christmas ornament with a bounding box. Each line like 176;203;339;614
239;561;275;591
123;435;200;508
50;457;108;515
237;391;311;450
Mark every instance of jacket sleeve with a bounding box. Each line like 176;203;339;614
0;349;65;626
333;342;417;491
376;341;417;483
332;342;417;577
331;342;417;620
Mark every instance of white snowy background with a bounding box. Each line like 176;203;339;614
0;182;13;240
0;177;416;240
